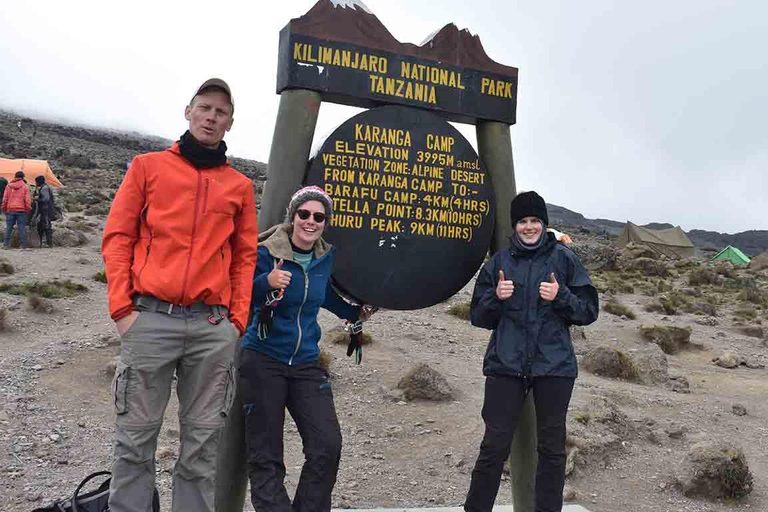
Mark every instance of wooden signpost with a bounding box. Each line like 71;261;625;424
216;1;534;510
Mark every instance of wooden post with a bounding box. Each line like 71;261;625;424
476;120;536;512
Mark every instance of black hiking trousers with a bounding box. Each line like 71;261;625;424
464;375;575;512
240;349;342;512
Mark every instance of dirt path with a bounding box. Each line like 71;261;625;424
1;234;767;511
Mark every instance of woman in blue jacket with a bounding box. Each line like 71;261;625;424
464;191;599;512
239;186;364;512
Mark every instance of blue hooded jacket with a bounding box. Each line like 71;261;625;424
241;224;359;365
471;233;599;378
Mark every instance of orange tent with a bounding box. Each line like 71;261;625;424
0;158;63;188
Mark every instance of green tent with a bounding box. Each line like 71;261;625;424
711;245;751;265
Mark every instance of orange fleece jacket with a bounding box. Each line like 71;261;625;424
102;143;258;334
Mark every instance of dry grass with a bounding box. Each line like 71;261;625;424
734;307;758;321
603;300;636;320
689;268;718;286
0;308;6;331
447;302;471;321
318;349;332;372
27;293;56;313
0;279;88;298
639;325;692;354
327;326;374;346
0;257;14;275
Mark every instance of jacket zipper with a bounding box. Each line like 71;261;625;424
202;179;210;214
180;171;203;302
523;257;534;376
135;205;153;290
288;266;310;366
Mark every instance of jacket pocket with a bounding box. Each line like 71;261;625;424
112;362;130;415
204;178;236;216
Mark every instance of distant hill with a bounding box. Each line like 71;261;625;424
1;109;765;256
547;203;768;257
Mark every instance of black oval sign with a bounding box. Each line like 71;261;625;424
306;105;495;310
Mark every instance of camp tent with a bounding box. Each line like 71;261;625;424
711;245;750;265
0;158;63;188
617;221;695;259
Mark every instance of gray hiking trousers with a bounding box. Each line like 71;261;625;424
108;300;238;512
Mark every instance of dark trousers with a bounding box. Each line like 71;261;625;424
36;208;52;247
240;349;342;512
464;375;575;512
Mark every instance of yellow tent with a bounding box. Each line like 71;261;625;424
0;158;63;188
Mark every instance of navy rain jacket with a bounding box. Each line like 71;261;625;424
241;224;360;365
471;233;599;378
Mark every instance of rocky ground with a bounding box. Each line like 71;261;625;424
1;228;767;511
1;111;768;511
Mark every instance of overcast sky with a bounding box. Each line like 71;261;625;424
1;0;765;234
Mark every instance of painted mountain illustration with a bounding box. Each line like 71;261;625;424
289;0;517;77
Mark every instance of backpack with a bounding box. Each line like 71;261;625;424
31;471;160;512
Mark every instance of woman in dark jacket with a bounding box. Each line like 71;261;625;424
464;191;599;512
239;186;367;512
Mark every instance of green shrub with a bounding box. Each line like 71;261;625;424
93;270;108;283
734;307;757;321
723;277;757;290
603;300;636;319
573;411;591;425
0;279;88;298
737;288;768;306
447;302;471;321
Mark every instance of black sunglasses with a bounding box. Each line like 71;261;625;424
296;209;327;223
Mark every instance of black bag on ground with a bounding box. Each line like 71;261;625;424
31;470;160;512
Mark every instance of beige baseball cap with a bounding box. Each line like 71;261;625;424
191;78;234;113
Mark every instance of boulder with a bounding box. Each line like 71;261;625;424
694;316;718;327
676;441;753;500
53;227;89;247
639;325;691;354
712;351;742;369
690;301;717;317
581;346;636;380
570;325;589;355
667;375;691;393
396;363;454;402
631;345;669;385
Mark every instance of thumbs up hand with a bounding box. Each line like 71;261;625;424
267;259;292;289
496;269;515;300
539;272;559;301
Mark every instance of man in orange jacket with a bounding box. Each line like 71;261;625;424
2;171;32;249
102;78;258;512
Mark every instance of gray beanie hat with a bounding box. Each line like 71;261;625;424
284;185;334;224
